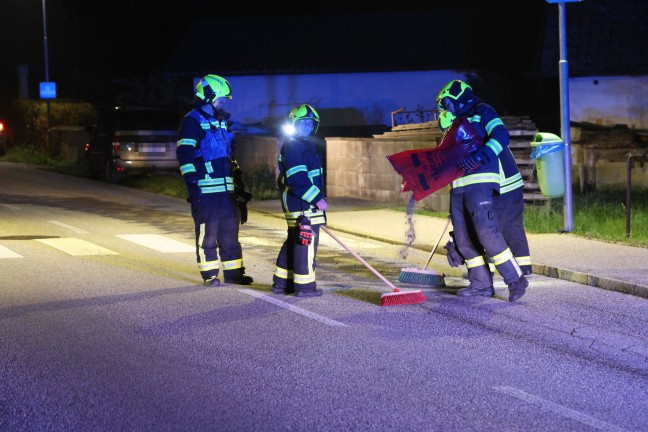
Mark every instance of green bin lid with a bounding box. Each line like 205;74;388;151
531;132;563;147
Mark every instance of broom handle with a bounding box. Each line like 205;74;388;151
423;216;451;270
321;226;399;292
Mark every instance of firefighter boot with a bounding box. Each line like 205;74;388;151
457;264;494;297
508;275;529;302
204;275;221;287
456;285;495;297
225;274;254;285
225;267;254;285
271;283;295;295
295;288;323;297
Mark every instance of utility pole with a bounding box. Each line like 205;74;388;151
42;0;52;156
547;0;582;233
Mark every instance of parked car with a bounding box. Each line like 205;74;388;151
85;106;181;183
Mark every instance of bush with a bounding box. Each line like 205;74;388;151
11;99;96;152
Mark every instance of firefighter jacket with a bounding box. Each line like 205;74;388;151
451;99;511;193
176;106;236;195
498;147;524;194
277;136;326;227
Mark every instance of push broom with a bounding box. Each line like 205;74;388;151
321;226;426;306
398;216;450;286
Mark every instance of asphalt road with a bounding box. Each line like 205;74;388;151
1;162;647;432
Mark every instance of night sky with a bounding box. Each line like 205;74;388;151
3;0;594;134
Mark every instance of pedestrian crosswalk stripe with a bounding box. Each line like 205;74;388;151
116;234;194;253
0;244;23;258
36;238;118;256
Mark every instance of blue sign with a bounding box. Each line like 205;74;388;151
40;82;57;99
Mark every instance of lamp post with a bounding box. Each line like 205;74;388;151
547;0;582;233
41;0;52;155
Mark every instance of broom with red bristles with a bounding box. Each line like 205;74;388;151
321;226;426;306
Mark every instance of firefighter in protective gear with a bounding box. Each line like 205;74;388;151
176;74;253;287
436;80;528;301
272;104;327;297
439;109;532;276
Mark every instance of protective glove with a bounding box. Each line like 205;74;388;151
231;160;245;190
315;198;328;211
186;183;202;204
235;189;252;224
296;215;313;246
457;153;483;174
444;232;464;267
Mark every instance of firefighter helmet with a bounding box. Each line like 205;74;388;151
196;74;232;104
436;80;472;110
289;104;320;133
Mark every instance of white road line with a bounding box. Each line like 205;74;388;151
239;288;349;328
0;204;21;210
48;220;89;234
36;238;118;256
116;234;194;253
0;244;23;258
493;386;626;431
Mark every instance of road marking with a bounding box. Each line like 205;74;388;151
239;288;349;327
48;220;89;234
0;244;23;258
36;238;118;256
0;204;21;210
116;234;194;253
493;386;626;431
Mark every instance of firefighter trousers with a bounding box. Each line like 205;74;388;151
190;193;244;281
494;188;531;274
450;187;522;287
273;224;321;293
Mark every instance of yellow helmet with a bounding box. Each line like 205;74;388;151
289;104;320;133
196;74;232;104
436;80;472;110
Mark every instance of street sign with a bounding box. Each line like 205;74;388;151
39;82;57;99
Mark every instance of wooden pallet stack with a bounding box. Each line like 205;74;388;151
373;120;443;140
502;116;546;204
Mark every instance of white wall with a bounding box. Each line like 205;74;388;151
570;75;648;130
224;70;463;128
203;72;648;132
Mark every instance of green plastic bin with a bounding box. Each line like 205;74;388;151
530;132;565;198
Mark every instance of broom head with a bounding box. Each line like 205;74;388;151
380;289;426;307
398;267;445;287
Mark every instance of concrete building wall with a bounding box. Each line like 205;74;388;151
237;134;648;212
236;133;451;212
570;76;648;130
224;70;462;129
222;73;648;132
